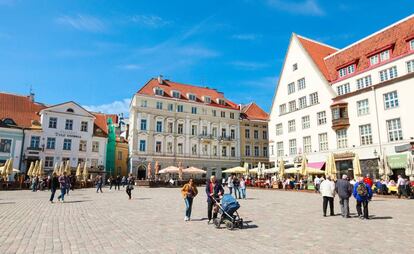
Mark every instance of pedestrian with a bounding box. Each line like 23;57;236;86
95;175;103;193
181;178;198;221
71;175;76;191
397;175;407;199
121;176;127;188
240;177;247;199
320;176;336;217
233;176;240;199
108;176;114;190
57;172;69;202
314;175;321;193
353;176;373;220
66;175;71;195
335;174;352;218
31;176;38;192
116;175;121;190
227;175;233;194
205;175;224;224
363;174;373;187
126;173;135;200
49;172;59;203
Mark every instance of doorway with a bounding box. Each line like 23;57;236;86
137;165;146;180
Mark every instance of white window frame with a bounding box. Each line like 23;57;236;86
276;123;283;136
297;78;306;90
276;142;284;157
317;111;326;125
309;92;319;105
289;100;296;112
288;82;295;94
406;60;414;73
359;124;373;146
357;99;369;116
298;96;307;109
318;133;328;151
302;115;310;129
379;66;398;82
172;91;180;99
288;120;296;133
289;139;297;155
336;129;348;149
337;83;351;96
279;104;286;114
383;91;399;109
356;75;372;90
303;136;312;154
387;118;403;142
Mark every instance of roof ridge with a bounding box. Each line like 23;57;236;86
296;34;338;51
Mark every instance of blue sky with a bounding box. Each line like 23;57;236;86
0;0;413;115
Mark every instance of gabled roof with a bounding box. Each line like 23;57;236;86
297;35;338;82
93;113;111;136
240;102;269;121
41;101;95;118
0;92;46;128
137;78;239;110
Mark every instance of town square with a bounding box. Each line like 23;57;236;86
1;1;414;253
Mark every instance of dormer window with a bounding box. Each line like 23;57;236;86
203;96;211;104
338;64;355;78
188;94;196;101
172;91;180;99
154;87;164;96
217;98;226;105
410;40;414;50
370;49;390;66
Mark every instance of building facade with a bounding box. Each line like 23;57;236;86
115;138;129;177
240;103;269;168
269;15;414;179
129;77;241;179
0;120;23;169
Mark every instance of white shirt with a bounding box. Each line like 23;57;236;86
397;178;405;186
227;176;234;187
314;177;321;185
320;179;336;197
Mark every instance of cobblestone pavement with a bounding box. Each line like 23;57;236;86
0;187;413;254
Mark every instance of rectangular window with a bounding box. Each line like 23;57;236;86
338;64;355;78
168;104;174;112
79;140;87;152
298;96;307;109
221;111;225;118
30;136;40;148
370;55;379;66
254;130;259;139
45;157;54;168
276;123;283;135
230;112;235;119
156;101;163;110
221;146;227;157
231;129;235;139
410;40;414;50
359;124;373;146
202;144;208;155
81;121;88;132
46;137;55;150
277;142;284;157
288;82;295;94
65;119;73;130
379;66;398;82
213;145;217;156
92;141;99;152
289;139;297;155
140;119;147;131
263;147;268;157
337;83;351;96
336;129;348;149
191;107;197;114
383;91;399;109
141;100;147;107
245;145;250;156
178;143;183;154
231;147;236;157
317;111;327;125
156;121;162;132
309;92;319;105
192;125;197;136
172;91;180;98
178;123;184;134
63;139;72;151
356;75;372;90
212;127;217;137
302;115;310;129
155;141;162;153
279;104;287;114
407;60;414;73
0;139;12;153
177;105;184;112
254;146;259;157
303;136;312;154
155;88;163;96
188;94;196;101
318;133;328;151
357;99;369;116
387;118;403;142
245;129;250;139
49;117;57;129
204;96;211;103
262;130;267;139
297;78;306;90
202;126;208;136
212;110;217;117
289;100;297;112
380;50;390;61
288;120;296;133
139;140;146;152
167;122;173;133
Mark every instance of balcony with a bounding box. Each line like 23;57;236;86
198;134;214;140
331;101;350;131
219;136;235;142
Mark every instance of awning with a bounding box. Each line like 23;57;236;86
387;154;407;169
307;162;325;170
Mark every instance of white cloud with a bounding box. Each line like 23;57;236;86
267;0;325;16
117;64;141;70
130;15;171;28
230;61;268;70
231;34;261;41
83;98;131;115
56;14;106;32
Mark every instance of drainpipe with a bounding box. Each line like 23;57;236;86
18;128;26;172
372;86;383;155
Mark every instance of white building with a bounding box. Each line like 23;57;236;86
269;15;414;179
23;102;108;173
129;77;241;179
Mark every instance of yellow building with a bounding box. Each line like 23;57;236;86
115;138;129;176
240;103;270;168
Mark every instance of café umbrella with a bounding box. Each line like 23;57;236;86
353;154;362;180
183;167;205;175
330;154;337;180
65;161;71;175
27;161;34;177
59;161;64;175
178;162;183;181
154;161;159;175
223;166;247;174
406;152;414;176
37;160;44;176
53;163;58;175
300;155;308;176
384;154;393;179
76;163;82;177
159;166;179;174
278;159;285;179
82;163;89;181
32;160;39;177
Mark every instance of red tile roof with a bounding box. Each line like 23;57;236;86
297;35;337;81
0;93;46;128
137;78;239;110
93;113;110;136
241;102;269;121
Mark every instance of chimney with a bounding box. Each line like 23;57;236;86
157;75;163;85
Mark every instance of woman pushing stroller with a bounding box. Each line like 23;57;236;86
206;175;224;224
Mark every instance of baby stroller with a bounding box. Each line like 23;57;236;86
212;194;243;230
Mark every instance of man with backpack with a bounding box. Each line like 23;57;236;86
353;177;373;220
335;174;352;218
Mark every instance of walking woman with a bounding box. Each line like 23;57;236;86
181;178;198;221
57;172;69;202
126;173;135;200
49;172;59;203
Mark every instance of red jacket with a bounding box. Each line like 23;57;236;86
363;177;373;187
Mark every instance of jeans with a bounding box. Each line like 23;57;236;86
126;188;132;199
356;200;369;219
58;187;66;201
96;184;103;193
398;185;407;198
66;187;70;195
228;187;233;195
339;198;350;217
240;188;246;199
50;188;57;202
234;187;240;199
322;196;334;216
116;183;120;190
184;197;194;218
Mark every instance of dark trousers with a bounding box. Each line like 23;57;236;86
207;200;218;221
50;188;57;202
96;184;103;193
315;184;320;193
228;187;233;194
126;188;132;199
398;185;407;198
356;200;369;218
322;196;334;216
116;183;120;190
234;187;240;199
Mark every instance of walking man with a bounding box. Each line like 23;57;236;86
96;175;103;193
57;172;69;202
233;176;240;199
353;177;373;220
397;175;407;199
116;175;121;190
335;174;352;218
49;172;59;203
125;173;134;200
320;176;335;217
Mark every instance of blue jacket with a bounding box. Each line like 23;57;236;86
205;180;224;202
353;182;373;202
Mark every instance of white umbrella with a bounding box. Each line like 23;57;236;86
353;154;362;180
223;166;247;174
183;167;205;175
378;153;385;177
159;166;179;174
264;167;278;174
59;161;64;175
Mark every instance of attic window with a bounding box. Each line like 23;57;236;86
204;96;211;103
410;40;414;50
338;64;355;78
66;108;74;113
369;49;390;66
293;63;298;71
154;87;164;96
172;91;180;99
1;118;16;126
217;98;226;105
188;94;196;101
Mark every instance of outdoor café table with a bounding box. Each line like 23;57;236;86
388;185;398;194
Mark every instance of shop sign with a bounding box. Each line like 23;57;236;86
395;143;411;153
55;132;82;139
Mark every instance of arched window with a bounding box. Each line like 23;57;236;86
66;108;74;113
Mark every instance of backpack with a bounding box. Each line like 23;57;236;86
357;183;368;197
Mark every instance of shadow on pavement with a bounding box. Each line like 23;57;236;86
191;218;209;222
134;198;152;200
0;202;15;205
62;200;92;203
370;216;393;220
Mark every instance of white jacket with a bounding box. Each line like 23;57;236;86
320;180;335;198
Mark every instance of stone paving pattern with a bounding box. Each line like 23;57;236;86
0;187;413;254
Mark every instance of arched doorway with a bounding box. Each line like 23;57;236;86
137;165;146;180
